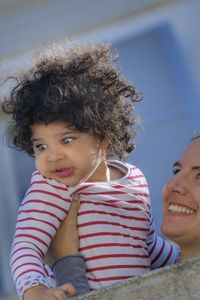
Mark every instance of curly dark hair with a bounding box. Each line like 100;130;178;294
2;42;142;159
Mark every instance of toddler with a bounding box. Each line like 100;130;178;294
2;42;179;300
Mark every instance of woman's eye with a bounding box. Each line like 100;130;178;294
62;137;74;144
172;166;181;175
195;173;200;179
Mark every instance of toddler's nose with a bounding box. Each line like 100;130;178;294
47;150;66;162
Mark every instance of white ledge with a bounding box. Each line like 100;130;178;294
75;256;200;300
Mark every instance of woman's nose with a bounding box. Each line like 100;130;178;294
166;173;188;194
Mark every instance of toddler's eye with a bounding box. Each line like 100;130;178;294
35;144;47;151
62;137;74;144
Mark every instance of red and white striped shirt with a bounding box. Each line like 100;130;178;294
10;160;179;298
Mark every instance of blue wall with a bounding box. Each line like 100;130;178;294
1;1;200;296
113;23;200;231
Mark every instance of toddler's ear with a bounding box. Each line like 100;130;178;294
100;139;109;153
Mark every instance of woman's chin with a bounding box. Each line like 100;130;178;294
161;218;185;241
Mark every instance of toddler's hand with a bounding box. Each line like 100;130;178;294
24;283;76;300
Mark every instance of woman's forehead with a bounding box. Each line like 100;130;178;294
180;138;200;166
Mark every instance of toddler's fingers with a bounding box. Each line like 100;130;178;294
68;193;80;218
60;283;76;297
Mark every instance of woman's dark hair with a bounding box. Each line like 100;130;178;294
191;132;200;142
2;42;142;159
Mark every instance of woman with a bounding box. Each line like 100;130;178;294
161;134;200;260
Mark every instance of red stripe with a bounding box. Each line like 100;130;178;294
15;269;45;284
82;192;149;198
87;264;150;272
85;253;148;261
79;221;149;232
111;184;129;189
78;210;148;221
13;262;41;274
11;253;42;268
31;180;68;191
127;174;144;179
88;275;131;282
16;226;52;239
130;166;137;171
11;247;42;261
82;191;127;195
127;193;150;198
80;242;144;251
80;231;145;241
25;189;69;202
17;217;57;231
12;241;44;257
14;233;48;248
20;199;67;213
81;199;147;209
81;199;145;205
18;209;62;222
73;184;94;193
111;184;148;189
130;184;148;188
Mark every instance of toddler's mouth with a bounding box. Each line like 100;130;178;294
53;167;74;177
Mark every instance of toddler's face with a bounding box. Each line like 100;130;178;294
31;121;107;186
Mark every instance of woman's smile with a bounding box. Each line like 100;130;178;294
167;203;196;215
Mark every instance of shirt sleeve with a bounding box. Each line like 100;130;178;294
52;255;90;295
146;210;180;269
127;164;180;269
10;172;70;299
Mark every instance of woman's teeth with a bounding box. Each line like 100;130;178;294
168;204;195;214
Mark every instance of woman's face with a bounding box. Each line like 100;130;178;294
161;138;200;250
